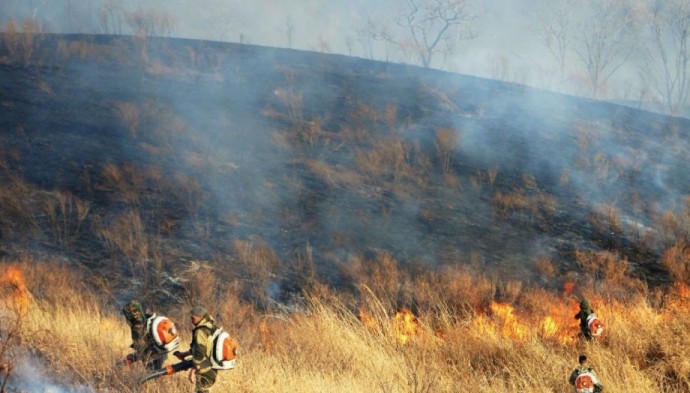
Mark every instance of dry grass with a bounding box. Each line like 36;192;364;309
1;255;690;392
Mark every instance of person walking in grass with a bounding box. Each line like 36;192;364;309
174;305;218;393
121;299;167;370
568;354;604;393
574;299;596;340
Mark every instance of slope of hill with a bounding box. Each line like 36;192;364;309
1;33;690;392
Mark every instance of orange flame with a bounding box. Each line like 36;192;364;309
393;307;419;345
472;300;579;346
1;266;31;312
540;301;580;346
259;321;274;350
358;306;378;331
563;281;575;297
489;302;529;342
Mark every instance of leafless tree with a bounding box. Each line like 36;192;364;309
396;0;477;68
537;1;576;89
355;11;395;60
640;0;690;115
281;15;295;48
125;8;176;37
573;0;638;98
98;0;123;35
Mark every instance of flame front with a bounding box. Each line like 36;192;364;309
489;302;529;342
393;307;419;345
1;265;31;313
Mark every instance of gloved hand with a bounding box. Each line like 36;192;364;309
122;353;136;366
173;351;185;360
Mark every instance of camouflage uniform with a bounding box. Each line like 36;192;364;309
122;300;165;370
190;309;218;393
574;299;595;340
568;365;604;392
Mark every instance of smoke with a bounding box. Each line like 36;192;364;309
6;355;95;393
0;0;652;105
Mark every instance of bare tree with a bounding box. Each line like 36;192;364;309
640;0;690;115
125;8;176;37
573;0;638;98
99;0;123;35
396;0;477;68
355;11;395;60
537;1;576;89
281;15;295;48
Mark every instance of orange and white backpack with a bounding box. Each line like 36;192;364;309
209;327;238;370
146;314;180;354
575;370;597;393
586;314;604;337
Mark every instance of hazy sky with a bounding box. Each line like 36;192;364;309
0;1;544;75
0;0;669;109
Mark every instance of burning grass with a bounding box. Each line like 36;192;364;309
0;257;689;392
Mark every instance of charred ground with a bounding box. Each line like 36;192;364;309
0;33;688;307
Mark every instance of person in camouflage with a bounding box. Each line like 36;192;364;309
574;299;595;340
121;299;166;370
175;305;218;393
568;354;603;392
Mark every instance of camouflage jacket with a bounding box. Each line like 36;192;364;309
191;315;216;374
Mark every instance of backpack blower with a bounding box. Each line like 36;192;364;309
139;359;194;384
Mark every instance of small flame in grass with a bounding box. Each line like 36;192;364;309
1;265;31;313
358;306;378;331
393;307;419;345
563;281;575;297
663;282;690;313
259;321;274;350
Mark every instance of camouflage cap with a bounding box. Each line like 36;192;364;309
189;305;208;317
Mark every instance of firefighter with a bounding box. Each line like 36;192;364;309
174;305;218;393
568;354;603;392
121;299;167;370
574;299;595;340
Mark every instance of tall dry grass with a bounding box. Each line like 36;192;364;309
1;253;689;392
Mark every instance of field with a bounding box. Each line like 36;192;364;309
1;31;689;392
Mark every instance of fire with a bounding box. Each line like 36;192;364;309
539;302;580;346
471;300;579;346
662;282;690;313
393;307;419;345
489;302;529;342
1;265;31;313
563;281;575;297
259;320;274;350
358;306;378;331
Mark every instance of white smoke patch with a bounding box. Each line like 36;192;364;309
6;355;95;393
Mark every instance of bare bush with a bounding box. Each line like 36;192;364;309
40;190;90;249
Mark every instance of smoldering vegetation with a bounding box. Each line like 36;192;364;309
2;32;690;392
1;33;689;303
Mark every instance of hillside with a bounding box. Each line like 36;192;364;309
1;33;690;392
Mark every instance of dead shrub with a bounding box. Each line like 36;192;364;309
40;190;90;249
435;128;458;174
661;240;690;285
114;102;140;138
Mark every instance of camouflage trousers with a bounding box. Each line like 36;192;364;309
195;369;218;393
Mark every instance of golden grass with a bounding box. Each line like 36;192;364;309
2;254;689;392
